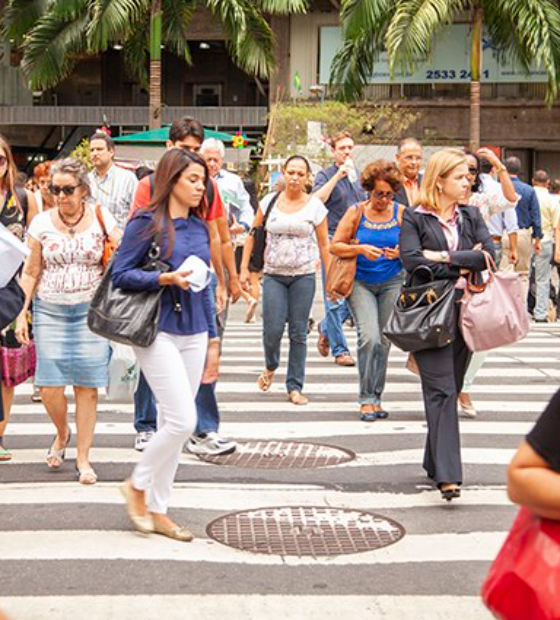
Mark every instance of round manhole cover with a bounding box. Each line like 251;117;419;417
196;440;355;469
207;506;406;556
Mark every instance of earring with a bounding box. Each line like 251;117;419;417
437;185;443;193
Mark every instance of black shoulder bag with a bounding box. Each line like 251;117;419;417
0;276;25;332
248;193;279;272
383;265;456;352
88;242;171;348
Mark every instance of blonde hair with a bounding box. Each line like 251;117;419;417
0;133;18;197
416;148;467;213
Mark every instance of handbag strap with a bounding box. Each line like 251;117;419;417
349;202;366;243
466;250;497;293
95;204;108;238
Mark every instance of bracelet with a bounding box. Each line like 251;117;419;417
496;164;506;173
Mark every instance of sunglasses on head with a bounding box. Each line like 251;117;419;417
0;155;7;166
468;167;478;175
49;184;79;196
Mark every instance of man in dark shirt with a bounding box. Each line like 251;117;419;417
313;131;367;366
503;157;542;290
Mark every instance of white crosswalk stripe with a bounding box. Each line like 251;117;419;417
2;319;560;620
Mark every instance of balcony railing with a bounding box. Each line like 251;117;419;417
0;106;269;127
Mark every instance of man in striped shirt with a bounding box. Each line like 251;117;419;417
88;132;138;230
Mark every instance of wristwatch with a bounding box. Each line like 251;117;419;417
441;251;450;262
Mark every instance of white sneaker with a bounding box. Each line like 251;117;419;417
185;432;237;456
134;431;155;452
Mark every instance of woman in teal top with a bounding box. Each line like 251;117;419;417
331;160;405;421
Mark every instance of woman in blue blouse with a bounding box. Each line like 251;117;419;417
112;149;219;541
331;161;405;421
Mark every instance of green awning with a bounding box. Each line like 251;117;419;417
114;126;239;143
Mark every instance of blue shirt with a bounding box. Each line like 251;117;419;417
313;164;367;236
487;208;519;237
512;177;542;238
111;213;217;338
355;203;403;284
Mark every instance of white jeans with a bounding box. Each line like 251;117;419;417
132;331;208;514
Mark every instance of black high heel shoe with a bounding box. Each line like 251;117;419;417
440;485;461;502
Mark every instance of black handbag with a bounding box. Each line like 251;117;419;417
248;193;279;272
0;276;25;332
383;265;456;352
87;242;171;348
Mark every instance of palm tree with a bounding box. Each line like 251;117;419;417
3;0;308;129
330;0;560;149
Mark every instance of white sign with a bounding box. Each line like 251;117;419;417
0;224;30;288
320;24;548;85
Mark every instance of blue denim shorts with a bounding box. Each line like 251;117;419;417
33;298;110;387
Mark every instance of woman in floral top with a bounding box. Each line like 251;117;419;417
459;147;519;419
240;155;331;405
0;134;38;462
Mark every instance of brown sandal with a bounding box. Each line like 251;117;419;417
257;370;274;392
288;391;309;405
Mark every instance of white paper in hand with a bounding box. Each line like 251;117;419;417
0;224;30;288
178;255;212;292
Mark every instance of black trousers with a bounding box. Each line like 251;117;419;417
414;303;471;485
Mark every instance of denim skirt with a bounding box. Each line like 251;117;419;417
33;297;110;387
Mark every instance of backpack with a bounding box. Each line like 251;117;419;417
148;172;215;209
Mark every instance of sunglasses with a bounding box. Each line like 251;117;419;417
49;184;80;196
468;167;478;175
372;190;395;201
0;155;7;166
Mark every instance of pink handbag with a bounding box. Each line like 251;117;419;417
0;343;36;388
460;252;529;352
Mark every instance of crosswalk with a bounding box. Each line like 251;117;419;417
2;319;560;620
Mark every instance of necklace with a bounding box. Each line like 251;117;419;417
58;206;85;235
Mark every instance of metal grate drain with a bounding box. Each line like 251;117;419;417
207;506;406;556
196;440;355;469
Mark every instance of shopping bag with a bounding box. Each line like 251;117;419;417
106;342;139;402
0;342;36;387
481;507;560;620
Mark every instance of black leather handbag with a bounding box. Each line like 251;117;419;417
87;243;171;348
383;265;456;352
249;193;278;272
0;276;25;332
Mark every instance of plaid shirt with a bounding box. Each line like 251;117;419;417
89;164;138;231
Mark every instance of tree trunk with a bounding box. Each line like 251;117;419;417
469;4;483;150
149;0;163;130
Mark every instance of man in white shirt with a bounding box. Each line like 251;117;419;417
532;170;560;322
88;132;138;230
200;138;254;239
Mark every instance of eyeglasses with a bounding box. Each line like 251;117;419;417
0;155;7;166
372;190;395;201
49;184;79;196
468;167;478;175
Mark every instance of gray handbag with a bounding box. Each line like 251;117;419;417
383;265;456;352
87;242;171;348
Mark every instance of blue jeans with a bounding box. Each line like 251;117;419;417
133;273;222;436
534;240;553;320
346;273;403;405
262;273;316;393
319;267;351;357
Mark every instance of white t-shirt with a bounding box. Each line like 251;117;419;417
260;194;327;276
28;205;117;305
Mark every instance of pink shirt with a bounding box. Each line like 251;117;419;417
416;205;460;251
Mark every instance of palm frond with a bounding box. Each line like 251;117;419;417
20;2;91;89
329;0;393;100
386;0;468;75
484;0;560;103
123;15;150;88
256;0;309;14
205;0;275;78
87;0;149;52
1;0;53;42
162;0;195;67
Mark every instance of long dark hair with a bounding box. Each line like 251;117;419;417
464;149;482;193
142;148;209;257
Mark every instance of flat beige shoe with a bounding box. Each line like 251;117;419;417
153;521;194;542
120;479;154;535
288;391;309;406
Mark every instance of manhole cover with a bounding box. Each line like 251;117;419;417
207;506;406;556
196;440;355;468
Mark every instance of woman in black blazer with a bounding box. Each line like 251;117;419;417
399;148;494;501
